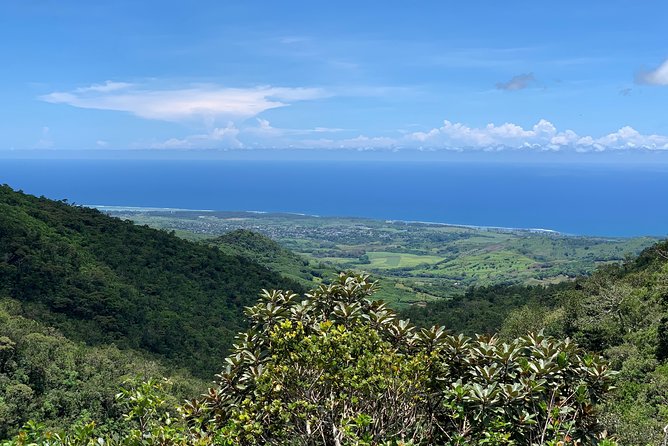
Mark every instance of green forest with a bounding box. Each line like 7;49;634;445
1;185;666;445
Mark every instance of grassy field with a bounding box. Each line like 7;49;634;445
367;251;444;268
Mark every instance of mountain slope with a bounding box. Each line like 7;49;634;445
550;241;668;444
0;185;301;378
209;229;337;286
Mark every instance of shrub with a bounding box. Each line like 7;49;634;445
197;273;616;445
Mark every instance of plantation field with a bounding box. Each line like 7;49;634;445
368;251;444;268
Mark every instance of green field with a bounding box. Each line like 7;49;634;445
367;251;444;268
322;251;445;269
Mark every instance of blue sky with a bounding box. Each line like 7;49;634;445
1;0;668;154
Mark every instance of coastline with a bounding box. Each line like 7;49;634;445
89;204;565;236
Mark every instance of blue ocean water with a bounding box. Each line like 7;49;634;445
0;158;666;237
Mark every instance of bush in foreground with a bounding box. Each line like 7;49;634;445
197;273;615;445
6;273;616;445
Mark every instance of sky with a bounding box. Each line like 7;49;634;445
1;0;668;155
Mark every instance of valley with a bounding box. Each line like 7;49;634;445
98;207;658;306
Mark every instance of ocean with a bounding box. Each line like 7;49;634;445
1;158;667;237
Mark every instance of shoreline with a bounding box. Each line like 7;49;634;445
90;204;564;236
385;219;562;234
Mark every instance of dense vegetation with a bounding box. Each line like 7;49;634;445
200;274;614;445
504;241;668;445
404;241;668;444
0;185;300;378
0;299;205;438
210;229;336;287
4;274;616;445
400;283;568;335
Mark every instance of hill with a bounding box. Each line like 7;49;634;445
400;282;569;335
0;185;301;378
209;229;336;286
3;272;620;445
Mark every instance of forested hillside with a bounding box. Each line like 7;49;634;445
0;185;301;378
404;240;668;445
400;282;568;335
210;229;336;287
3;274;619;445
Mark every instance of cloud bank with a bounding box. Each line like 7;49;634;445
149;123;243;149
41;81;327;122
144;118;668;151
406;119;668;151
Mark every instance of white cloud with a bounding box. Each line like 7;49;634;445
636;59;668;85
594;126;668;149
257;118;272;130
41;82;327;122
149;123;242;149
304;135;398;150
279;36;309;44
408;119;562;148
313;127;346;133
244;118;347;138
